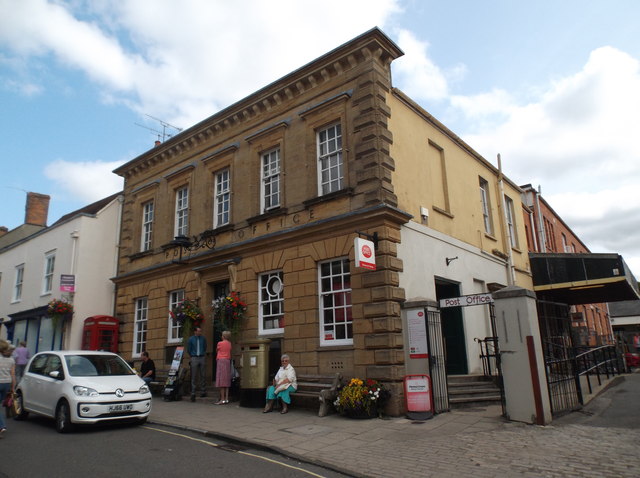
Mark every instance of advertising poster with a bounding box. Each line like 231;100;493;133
407;309;428;359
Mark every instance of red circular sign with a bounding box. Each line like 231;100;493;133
362;245;372;258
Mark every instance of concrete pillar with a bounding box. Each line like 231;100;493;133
493;286;552;425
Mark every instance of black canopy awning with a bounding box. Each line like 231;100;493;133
530;253;639;305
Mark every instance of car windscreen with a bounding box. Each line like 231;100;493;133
65;355;135;377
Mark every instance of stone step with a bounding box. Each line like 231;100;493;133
449;395;502;408
447;374;502;409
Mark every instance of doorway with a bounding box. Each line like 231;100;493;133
435;280;468;375
210;281;230;382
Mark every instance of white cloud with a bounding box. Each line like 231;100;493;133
0;0;402;128
392;29;451;101
456;46;640;277
44;159;123;203
461;46;640;189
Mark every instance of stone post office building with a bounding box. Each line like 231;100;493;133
112;28;533;414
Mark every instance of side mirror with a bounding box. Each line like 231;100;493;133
49;370;63;379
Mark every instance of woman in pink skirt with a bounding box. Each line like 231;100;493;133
215;330;232;405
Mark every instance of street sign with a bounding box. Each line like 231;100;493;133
439;292;493;308
404;375;433;420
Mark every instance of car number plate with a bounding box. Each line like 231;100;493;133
108;403;133;413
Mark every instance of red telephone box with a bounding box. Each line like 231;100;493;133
82;316;119;353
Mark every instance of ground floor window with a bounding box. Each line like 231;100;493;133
133;297;148;356
259;271;284;334
319;258;352;346
168;289;185;343
10;315;63;354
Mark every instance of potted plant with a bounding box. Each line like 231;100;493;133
170;299;204;344
47;298;74;329
212;291;247;337
334;378;391;418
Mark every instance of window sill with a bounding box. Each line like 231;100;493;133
317;343;354;350
247;207;288;225
432;206;454;219
484;233;498;242
210;224;234;234
303;188;354;208
259;330;285;337
129;250;153;261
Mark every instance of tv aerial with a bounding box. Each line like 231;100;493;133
135;114;183;142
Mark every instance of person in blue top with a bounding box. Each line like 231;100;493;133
187;327;207;402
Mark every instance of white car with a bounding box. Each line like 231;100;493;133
15;350;152;433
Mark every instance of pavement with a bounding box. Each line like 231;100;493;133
148;372;640;478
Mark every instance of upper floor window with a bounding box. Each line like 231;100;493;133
259;271;284;334
141;201;154;252
42;252;56;294
13;264;24;302
168;289;185;343
561;233;569;253
175;186;189;237
319;258;352;346
133;297;148;356
479;177;493;235
261;148;281;212
504;196;518;248
317;123;343;195
543;217;556;252
214;169;231;227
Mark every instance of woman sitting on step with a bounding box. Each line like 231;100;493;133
263;354;297;414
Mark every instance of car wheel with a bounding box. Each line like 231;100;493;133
55;400;74;434
137;416;148;425
13;391;29;421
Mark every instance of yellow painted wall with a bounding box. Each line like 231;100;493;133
388;91;532;288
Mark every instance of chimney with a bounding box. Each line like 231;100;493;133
25;192;50;227
0;226;8;237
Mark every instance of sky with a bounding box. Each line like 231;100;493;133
1;0;639;278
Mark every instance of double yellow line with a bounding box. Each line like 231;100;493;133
144;426;327;478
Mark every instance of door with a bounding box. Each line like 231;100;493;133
435;280;468;375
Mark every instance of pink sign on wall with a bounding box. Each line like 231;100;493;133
60;274;75;292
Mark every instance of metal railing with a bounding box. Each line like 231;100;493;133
475;336;499;378
573;344;623;404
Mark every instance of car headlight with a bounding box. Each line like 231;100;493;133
73;386;99;397
139;384;150;395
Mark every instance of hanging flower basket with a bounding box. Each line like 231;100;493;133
334;378;391;419
47;298;73;328
212;291;247;336
170;299;204;343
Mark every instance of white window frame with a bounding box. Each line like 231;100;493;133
141;201;154;252
504;195;518;248
317;123;343;195
479;177;493;235
168;289;185;343
259;271;284;335
261;148;281;212
214;169;231;227
13;264;24;302
175;186;189;237
133;297;148;357
42;252;56;295
318;258;352;346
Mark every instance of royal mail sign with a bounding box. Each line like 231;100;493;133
439;293;494;308
354;237;376;270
